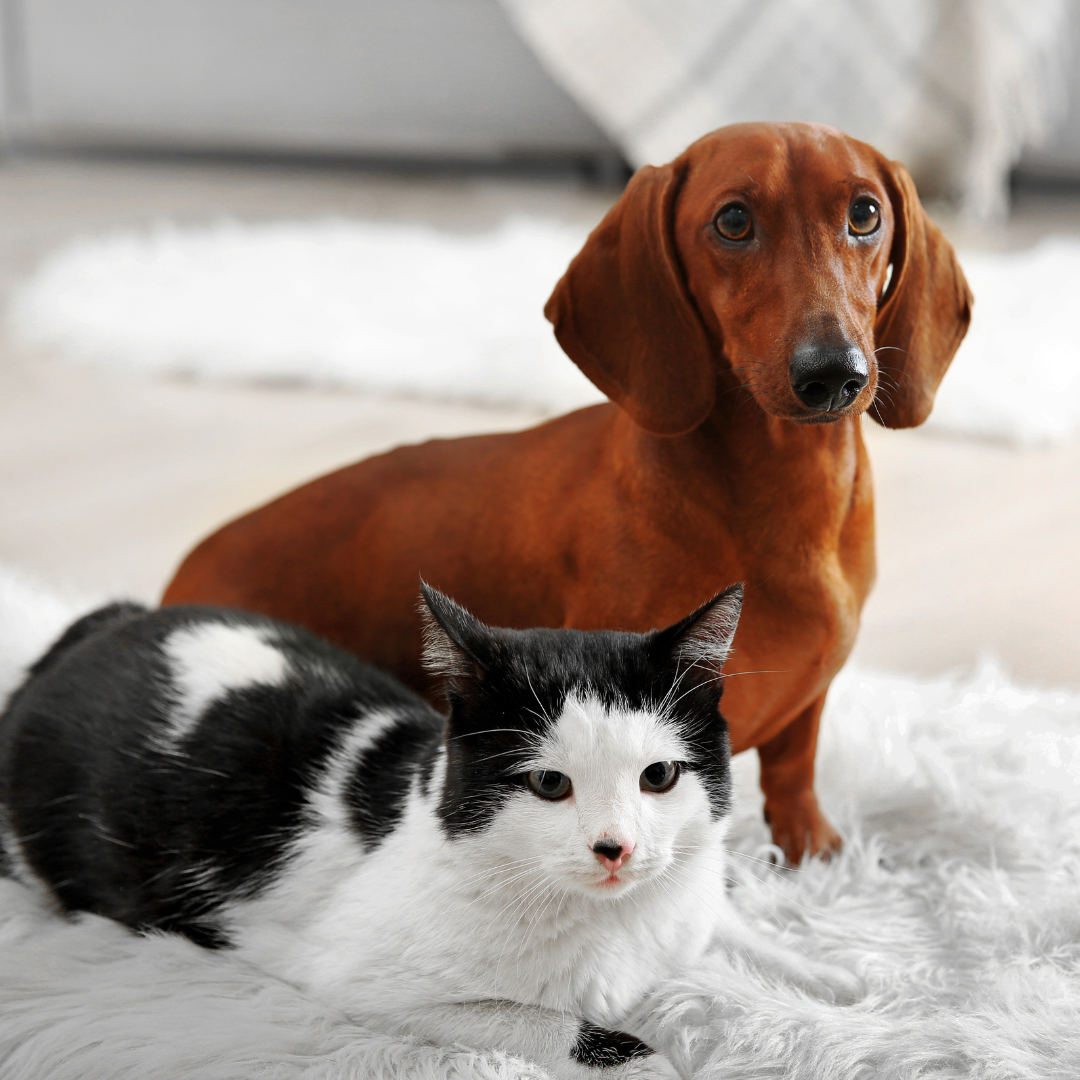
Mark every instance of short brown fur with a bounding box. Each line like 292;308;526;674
164;123;972;862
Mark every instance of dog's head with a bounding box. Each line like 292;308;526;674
546;122;972;435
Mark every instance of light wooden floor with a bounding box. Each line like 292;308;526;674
1;155;1078;689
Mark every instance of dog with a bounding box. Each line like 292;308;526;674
163;122;972;863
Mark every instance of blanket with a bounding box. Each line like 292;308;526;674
498;0;1070;220
2;564;1080;1077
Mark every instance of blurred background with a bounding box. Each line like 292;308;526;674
1;0;1079;687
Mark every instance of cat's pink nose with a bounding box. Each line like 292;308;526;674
592;839;634;872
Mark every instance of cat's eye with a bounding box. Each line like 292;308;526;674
640;761;679;793
527;770;571;800
714;203;753;242
848;199;881;236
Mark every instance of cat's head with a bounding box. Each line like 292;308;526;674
419;584;742;900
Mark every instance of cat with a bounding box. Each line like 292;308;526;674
0;584;856;1079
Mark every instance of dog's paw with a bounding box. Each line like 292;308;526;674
763;792;843;865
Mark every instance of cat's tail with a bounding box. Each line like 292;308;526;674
25;601;148;680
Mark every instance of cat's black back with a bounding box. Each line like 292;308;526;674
0;603;441;947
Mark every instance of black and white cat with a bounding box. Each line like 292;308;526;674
0;585;855;1078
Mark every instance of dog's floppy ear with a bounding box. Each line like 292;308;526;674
544;162;716;436
872;161;973;428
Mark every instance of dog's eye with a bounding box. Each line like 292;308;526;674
527;770;572;800
714;203;752;241
848;199;881;236
640;761;680;792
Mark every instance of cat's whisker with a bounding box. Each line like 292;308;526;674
517;880;563;955
492;866;557;920
668;842;796;876
493;875;562;983
668;847;834;923
656;665;781;723
453;859;548;895
464;748;534;769
522;665;554;729
510;876;561;927
651;866;733;930
452;854;545;883
655;674;717;719
445;728;535;742
664;844;832;922
551;886;569;933
520;707;550;728
655;656;698;714
725;848;805;874
470;864;554;903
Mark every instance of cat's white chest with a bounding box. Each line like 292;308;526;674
491;876;720;1024
234;806;724;1029
390;831;721;1024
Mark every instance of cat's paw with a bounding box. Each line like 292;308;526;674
556;1051;679;1080
561;1024;680;1080
608;1051;680;1080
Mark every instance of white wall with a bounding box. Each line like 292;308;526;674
0;0;617;162
2;0;1078;180
1016;2;1080;179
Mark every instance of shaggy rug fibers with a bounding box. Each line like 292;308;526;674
2;564;1080;1078
7;220;1080;444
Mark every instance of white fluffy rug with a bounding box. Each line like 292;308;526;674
3;564;1080;1077
4;218;601;416
8;219;1080;445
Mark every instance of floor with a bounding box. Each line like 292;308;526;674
1;153;1078;690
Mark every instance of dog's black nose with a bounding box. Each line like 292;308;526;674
789;343;869;413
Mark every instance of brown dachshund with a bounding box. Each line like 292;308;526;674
163;122;972;863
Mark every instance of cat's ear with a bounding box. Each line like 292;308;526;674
649;584;743;678
418;582;491;685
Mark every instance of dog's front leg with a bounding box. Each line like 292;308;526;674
757;694;842;863
381;1001;680;1080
